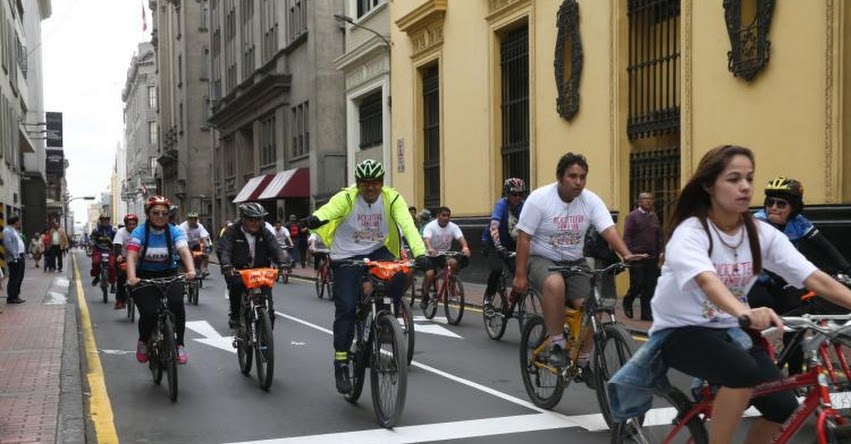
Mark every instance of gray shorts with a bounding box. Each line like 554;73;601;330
527;256;592;302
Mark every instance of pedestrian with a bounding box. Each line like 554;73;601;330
621;191;662;321
287;215;307;268
29;233;44;268
2;214;27;303
48;220;69;272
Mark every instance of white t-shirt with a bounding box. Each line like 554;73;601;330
112;227;133;256
273;227;292;247
178;221;210;246
422;220;464;252
516;184;615;261
649;217;818;335
330;195;388;260
308;232;328;253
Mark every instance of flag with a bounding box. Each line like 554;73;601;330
142;1;147;31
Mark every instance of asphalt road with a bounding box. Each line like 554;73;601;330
72;250;826;443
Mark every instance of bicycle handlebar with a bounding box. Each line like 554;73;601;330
130;275;187;289
547;261;628;277
755;313;851;338
429;250;465;257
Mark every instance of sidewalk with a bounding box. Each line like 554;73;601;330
0;258;84;444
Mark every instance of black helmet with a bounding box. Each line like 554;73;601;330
239;202;268;219
764;176;804;214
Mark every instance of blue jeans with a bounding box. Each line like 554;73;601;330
331;247;406;353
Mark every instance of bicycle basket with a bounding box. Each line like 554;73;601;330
237;268;278;289
368;261;410;281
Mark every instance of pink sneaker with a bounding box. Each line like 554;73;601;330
177;345;188;365
136;341;149;363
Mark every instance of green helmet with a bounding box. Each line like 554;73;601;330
354;159;385;182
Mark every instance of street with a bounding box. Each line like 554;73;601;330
71;250;828;443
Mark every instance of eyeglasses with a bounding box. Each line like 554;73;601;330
766;198;789;210
509;192;524;197
244;217;263;223
150;211;169;217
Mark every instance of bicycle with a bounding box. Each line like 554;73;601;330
482;252;543;340
231;267;278;391
314;251;333;299
277;245;293;284
611;314;851;444
97;251;110;303
128;275;186;402
421;251;467;325
337;258;415;428
119;262;135;322
520;261;636;427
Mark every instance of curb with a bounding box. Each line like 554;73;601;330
56;275;86;444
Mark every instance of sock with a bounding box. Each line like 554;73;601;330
577;352;591;366
549;334;566;348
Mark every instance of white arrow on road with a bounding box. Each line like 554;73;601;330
410;316;462;339
186;320;235;353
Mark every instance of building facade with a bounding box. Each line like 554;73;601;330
208;0;346;230
151;0;214;228
121;42;159;218
390;0;851;280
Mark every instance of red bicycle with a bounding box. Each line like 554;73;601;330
421;251;466;325
611;314;851;444
314;250;333;299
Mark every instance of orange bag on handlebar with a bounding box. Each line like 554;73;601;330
237;268;278;289
368;262;410;281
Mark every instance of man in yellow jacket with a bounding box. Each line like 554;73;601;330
305;159;429;394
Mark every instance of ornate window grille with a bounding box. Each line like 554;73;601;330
358;92;383;149
723;0;774;81
629;147;680;233
422;65;441;210
500;26;530;189
554;0;582;120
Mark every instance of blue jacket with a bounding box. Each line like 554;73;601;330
606;327;752;422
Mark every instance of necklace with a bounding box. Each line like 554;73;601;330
709;221;745;273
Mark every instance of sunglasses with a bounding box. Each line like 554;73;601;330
766;198;789;210
150;211;169;217
509;192;524;197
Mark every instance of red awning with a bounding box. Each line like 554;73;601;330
232;175;275;203
257;167;310;199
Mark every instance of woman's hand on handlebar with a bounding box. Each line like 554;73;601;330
184;270;196;281
623;253;649;262
127;276;140;286
739;306;783;330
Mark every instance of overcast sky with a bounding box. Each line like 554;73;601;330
42;0;150;224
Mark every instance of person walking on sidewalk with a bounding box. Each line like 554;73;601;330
2;214;26;304
48;220;69;273
621;192;662;321
29;232;44;268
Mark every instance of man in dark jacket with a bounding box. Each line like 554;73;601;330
218;203;286;328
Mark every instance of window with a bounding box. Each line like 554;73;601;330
259;114;277;166
201;47;210;79
358;92;382;149
148;86;157;109
177;54;183;87
149;121;159;145
291;101;309;158
422;65;440;209
224;0;237;92
356;0;385;19
261;0;278;63
179;103;184;134
500;26;530;189
240;0;255;78
200;0;209;29
224;135;236;178
288;0;307;42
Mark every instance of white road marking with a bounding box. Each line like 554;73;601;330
412;323;462;339
185;320;236;354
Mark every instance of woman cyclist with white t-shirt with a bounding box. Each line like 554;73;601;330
647;145;851;443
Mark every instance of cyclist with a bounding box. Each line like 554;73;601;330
307;232;329;277
303;159;429;394
419;206;471;308
126;196;196;365
112;214;139;310
218;203;287;328
481;178;526;303
512;152;641;371
272;220;295;268
178;211;212;277
90;214;117;293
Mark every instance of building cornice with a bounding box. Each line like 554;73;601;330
396;0;447;34
334;37;387;72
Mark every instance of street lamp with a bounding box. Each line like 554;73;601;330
333;14;391;50
64;196;95;239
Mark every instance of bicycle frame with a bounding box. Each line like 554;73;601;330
429;251;463;301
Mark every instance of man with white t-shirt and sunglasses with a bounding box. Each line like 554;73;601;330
419;206;471;308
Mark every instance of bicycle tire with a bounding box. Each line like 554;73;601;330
409;274;417;306
593;323;638;427
162;317;179;402
127;296;135;322
370;313;407;428
190;282;199;305
398;299;415;365
149;331;163;385
315;279;323;298
423;283;439;320
518;289;543;333
282;271;289;284
344;321;367;404
610;387;707;444
254;308;274;391
519;315;564;409
101;278;108;303
820;414;851;444
483;290;508;340
237;310;253;375
326;274;334;301
444;275;465;325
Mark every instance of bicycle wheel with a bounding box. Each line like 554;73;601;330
127;296;135;322
483;290;508;340
444;275;465;325
398;299;415;365
593;323;638;427
409;273;417;306
519;315;564;409
315;279;324;298
162;317;179;402
370;313;407;428
254;308;274;391
344;321;367;403
326;272;334;301
821;414;851;444
236;311;253;375
422;282;439;320
190;281;199;305
610;387;707;444
149;333;163;385
101;280;108;303
518;289;543;333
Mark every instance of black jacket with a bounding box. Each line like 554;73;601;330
218;222;285;269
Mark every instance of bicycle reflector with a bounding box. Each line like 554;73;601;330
368;261;410;281
238;268;279;289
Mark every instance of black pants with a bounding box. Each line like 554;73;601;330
622;258;659;317
50;245;63;271
484;249;515;297
44;248;55;271
6;257;25;301
133;271;186;346
116;271;127;303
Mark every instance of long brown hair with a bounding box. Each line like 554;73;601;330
668;145;762;274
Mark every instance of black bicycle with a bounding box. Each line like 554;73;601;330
482;252;543;340
129;275;186;402
231;267;278;391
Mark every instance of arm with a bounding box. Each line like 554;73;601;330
599;226;642;260
313;189;353;223
799;229;851;275
392;194;427;257
177;245;196;279
512;231;532;294
803;270;851;309
126;250;139;285
218;227;234;266
458;236;471;256
264;229;287;265
694;272;781;330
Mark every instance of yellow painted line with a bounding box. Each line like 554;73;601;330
74;254;119;444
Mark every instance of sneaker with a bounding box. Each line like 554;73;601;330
113;300;125;310
577;361;596;390
334;361;352;394
92;275;100;286
177;346;188;365
546;343;568;368
110;284;116;294
136;341;149;363
6;298;25;304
